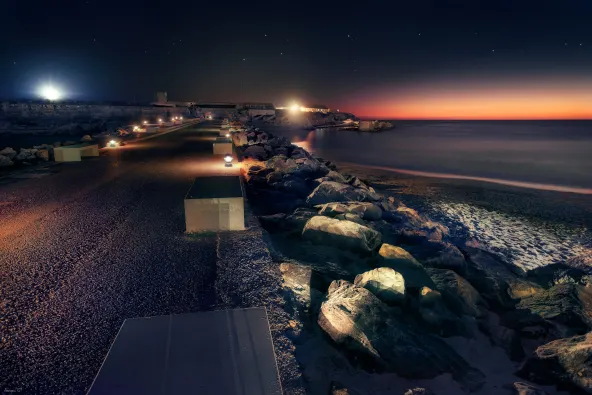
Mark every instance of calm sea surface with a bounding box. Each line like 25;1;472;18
263;120;592;190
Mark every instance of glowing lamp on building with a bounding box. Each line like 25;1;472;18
223;154;233;167
108;140;118;148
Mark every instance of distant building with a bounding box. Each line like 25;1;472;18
300;104;330;114
193;103;238;119
238;102;276;117
155;92;168;104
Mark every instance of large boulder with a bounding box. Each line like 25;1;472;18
36;149;49;161
403;389;435;395
306;181;376;206
325;170;348;184
510;382;549;395
284;208;318;233
265;156;298;174
378;244;435;291
513;283;592;337
518;332;592;393
14;148;38;161
427;268;487;317
422;243;468;273
318;280;485;390
418;286;470;337
243;145;268;160
0;154;14;167
280;263;325;314
318;202;382;221
302;216;382;253
292;158;329;179
464;247;543;310
0;147;16;159
354;267;406;304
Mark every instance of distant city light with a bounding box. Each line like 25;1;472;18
39;84;62;101
143;120;148;125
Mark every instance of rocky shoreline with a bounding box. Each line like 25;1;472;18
228;123;592;394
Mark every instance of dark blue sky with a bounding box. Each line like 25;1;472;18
1;0;592;117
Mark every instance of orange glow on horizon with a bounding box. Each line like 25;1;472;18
348;83;592;120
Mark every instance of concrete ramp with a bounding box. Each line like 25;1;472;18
88;308;283;395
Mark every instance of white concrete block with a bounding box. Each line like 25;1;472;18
184;176;245;232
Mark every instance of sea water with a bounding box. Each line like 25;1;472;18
266;120;592;191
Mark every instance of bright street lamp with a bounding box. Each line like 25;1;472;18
223;154;233;167
39;85;62;101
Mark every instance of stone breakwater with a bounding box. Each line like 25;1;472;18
230;123;592;394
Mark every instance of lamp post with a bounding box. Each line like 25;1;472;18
223;154;233;167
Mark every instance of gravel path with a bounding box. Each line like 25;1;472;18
0;123;230;394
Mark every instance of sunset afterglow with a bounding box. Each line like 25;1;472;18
350;79;592;119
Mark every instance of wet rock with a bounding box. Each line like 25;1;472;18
318;280;485;390
518;332;592;393
378;244;435;291
318;202;382;221
354;267;406;304
302;216;382;253
306;181;376;206
0;154;14;167
0;147;16;159
427;268;486;317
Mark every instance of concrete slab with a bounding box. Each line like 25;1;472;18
87;308;283;395
184;176;244;232
213;140;233;155
54;144;99;162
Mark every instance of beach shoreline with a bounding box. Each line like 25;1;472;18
338;162;592;272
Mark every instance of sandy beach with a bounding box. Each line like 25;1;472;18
338;162;592;272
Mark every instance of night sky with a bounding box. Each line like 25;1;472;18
2;0;592;118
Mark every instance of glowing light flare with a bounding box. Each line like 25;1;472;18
290;103;302;112
39;85;62;101
224;153;233;167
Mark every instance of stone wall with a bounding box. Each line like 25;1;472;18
0;102;194;134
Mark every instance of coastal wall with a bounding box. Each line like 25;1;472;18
0;102;193;134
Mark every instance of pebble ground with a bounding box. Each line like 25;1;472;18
0;122;238;394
